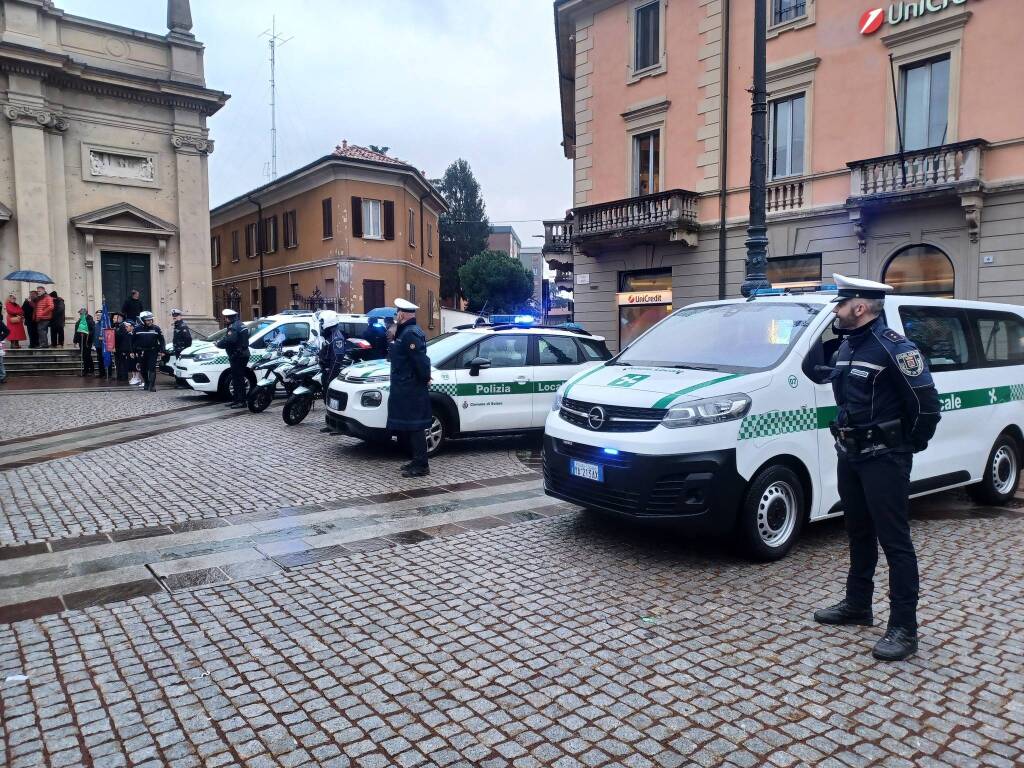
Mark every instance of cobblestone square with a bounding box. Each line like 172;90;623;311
1;388;1023;767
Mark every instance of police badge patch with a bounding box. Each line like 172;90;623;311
896;349;924;376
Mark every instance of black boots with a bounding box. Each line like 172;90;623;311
872;627;918;661
813;600;874;626
401;465;429;478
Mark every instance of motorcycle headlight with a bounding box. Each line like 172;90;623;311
361;390;383;408
662;393;751;429
194;351;219;362
551;390;564;412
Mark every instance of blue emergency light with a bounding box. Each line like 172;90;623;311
603;447;620;456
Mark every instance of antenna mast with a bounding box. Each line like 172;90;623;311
261;17;293;181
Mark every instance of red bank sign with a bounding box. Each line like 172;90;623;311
859;0;970;35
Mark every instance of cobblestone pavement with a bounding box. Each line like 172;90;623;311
1;501;1022;767
0;410;535;546
0;387;208;441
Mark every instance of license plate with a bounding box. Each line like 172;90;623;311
329;398;342;410
570;459;603;482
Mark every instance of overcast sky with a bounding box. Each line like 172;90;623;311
58;0;571;244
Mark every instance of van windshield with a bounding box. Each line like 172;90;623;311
616;302;820;373
203;320;271;345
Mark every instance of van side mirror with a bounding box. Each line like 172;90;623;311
467;356;491;377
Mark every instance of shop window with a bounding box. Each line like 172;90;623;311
619;269;672;349
884;245;954;297
767;254;820;289
769;94;805;179
901;56;950;151
631;130;660;196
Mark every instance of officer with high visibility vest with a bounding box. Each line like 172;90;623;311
814;274;941;661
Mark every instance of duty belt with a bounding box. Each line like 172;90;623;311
829;419;903;455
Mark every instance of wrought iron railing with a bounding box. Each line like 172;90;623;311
573;189;698;240
847;140;986;198
292;291;340;312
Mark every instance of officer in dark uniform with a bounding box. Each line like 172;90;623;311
216;308;250;408
387;298;432;477
133;311;165;392
814;274;941;661
169;309;193;388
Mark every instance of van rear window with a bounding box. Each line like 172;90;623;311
969;310;1024;366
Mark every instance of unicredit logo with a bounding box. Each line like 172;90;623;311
859;8;885;34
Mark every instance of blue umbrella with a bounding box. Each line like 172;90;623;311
3;270;54;283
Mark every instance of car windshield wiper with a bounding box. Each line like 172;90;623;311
666;364;719;371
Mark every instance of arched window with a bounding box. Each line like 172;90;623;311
883;245;954;297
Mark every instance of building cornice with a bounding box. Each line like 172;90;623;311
881;10;971;48
0;42;229;116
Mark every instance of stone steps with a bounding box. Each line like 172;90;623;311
3;348;84;376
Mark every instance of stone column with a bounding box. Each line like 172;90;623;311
45;126;71;323
171;128;215;329
4;95;66;294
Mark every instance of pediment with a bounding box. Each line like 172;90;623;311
71;202;177;235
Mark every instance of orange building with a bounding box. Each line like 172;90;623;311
210;142;447;335
547;0;1024;350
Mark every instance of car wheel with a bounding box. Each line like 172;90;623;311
968;433;1020;506
283;394;313;425
425;409;447;458
247;385;274;413
736;464;805;561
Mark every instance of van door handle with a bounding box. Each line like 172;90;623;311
515;375;529;384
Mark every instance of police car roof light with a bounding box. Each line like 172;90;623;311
513;315;535;325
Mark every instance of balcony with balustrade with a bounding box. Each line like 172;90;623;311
570;189;700;254
846;139;988;246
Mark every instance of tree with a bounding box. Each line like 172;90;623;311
438;159;490;305
368;144;390;154
459;250;534;314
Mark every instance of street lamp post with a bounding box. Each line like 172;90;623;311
740;0;771;297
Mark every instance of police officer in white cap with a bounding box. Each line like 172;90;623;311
388;298;432;476
215;308;250;408
813;274;940;661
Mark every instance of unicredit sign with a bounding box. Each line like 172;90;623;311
859;0;969;35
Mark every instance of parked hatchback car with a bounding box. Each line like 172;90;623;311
325;324;612;456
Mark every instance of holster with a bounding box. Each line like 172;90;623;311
829;419;904;453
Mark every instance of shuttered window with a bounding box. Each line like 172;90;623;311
231;230;239;262
245;223;256;258
283;210;297;248
408;208;416;247
211;235;221;268
322;198;333;239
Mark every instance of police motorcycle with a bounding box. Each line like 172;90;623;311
245;338;296;413
281;356;324;425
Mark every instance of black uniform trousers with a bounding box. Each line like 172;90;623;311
404;428;428;469
140;350;159;390
76;333;93;374
229;354;249;403
838;450;919;632
115;353;132;382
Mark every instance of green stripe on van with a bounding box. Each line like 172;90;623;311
652;374;744;409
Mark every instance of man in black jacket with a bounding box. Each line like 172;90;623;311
133;311;165;392
48;291;66;347
23;291;37;348
113;315;133;382
216;309;250;408
121;290;144;322
387;299;432;477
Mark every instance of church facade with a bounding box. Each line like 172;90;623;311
0;0;227;333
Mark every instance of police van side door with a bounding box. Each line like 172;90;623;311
803;316;843;517
891;303;978;486
452;334;534;432
531;335;584;427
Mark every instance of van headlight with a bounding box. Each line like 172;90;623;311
194;351;219;362
551;390;564;412
662;393;751;429
361;390;383;408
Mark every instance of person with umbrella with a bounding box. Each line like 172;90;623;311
3;271;55;349
4;293;26;349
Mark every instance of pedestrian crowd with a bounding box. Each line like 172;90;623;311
1;286;191;392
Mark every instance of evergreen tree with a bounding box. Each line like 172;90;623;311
459;250;534;313
438;159;490;305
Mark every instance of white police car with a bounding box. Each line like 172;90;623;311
544;289;1024;560
325;323;612;455
175;313;322;398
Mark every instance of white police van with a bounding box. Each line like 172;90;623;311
175;313;322;398
544;289;1024;560
326;323;612;456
